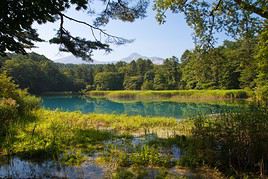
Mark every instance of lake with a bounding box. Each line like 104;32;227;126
41;95;243;119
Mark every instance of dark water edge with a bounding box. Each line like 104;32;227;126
41;95;246;119
0;157;104;178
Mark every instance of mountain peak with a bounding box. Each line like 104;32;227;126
120;53;164;64
53;53;164;65
53;55;116;64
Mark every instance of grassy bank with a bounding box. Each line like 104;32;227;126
86;90;251;101
0;109;197;177
1;107;267;178
0;109;193;159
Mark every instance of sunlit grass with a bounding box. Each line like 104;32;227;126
86;89;250;101
0;109;193;165
1;106;266;177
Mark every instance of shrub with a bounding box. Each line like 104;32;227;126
16;90;41;115
0;72;40;135
0;98;18;135
190;106;268;177
256;85;268;104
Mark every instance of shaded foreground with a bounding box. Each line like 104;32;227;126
0;107;267;178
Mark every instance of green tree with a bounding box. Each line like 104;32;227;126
123;76;143;90
255;26;268;102
95;72;123;90
155;0;267;48
0;72;40;135
1;53;83;93
162;57;181;89
153;66;168;90
0;0;148;60
179;37;261;90
142;70;155;90
126;61;138;76
136;58;154;77
3;56;48;93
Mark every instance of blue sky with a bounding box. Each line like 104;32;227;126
31;2;197;62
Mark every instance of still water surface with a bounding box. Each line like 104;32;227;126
41;95;243;119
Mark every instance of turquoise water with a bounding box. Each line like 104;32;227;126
41;95;242;119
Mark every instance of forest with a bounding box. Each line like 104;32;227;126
0;36;260;94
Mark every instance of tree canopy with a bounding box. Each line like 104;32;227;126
0;0;148;60
1;0;267;60
154;0;267;48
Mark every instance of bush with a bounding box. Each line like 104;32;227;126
190;106;268;177
0;98;18;135
256;85;268;104
16;90;41;114
0;72;40;135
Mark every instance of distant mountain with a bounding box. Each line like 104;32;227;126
54;56;87;64
120;53;164;64
53;55;116;64
53;53;164;64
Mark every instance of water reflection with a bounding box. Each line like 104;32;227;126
0;157;104;178
41;95;243;119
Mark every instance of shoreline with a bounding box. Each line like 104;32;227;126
85;89;251;101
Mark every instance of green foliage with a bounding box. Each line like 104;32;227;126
141;80;154;90
87;90;250;101
0;98;18;135
142;70;155;90
187;106;268;176
1;108;191;166
0;72;40;135
180;39;257;90
163;57;181;89
153;67;169;90
154;0;266;48
95;72;123;90
0;0;148;60
255;27;268;102
124;76;143;90
1;40;261;94
129;145;173;167
1;53;94;93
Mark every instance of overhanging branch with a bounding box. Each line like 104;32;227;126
234;0;268;19
58;12;123;40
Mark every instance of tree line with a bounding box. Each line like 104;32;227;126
0;36;263;94
0;37;262;95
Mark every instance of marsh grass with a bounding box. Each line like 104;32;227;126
1;106;266;178
0;109;192;166
36;110;193;136
87;90;250;102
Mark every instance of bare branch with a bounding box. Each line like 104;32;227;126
59;12;122;40
59;14;64;49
